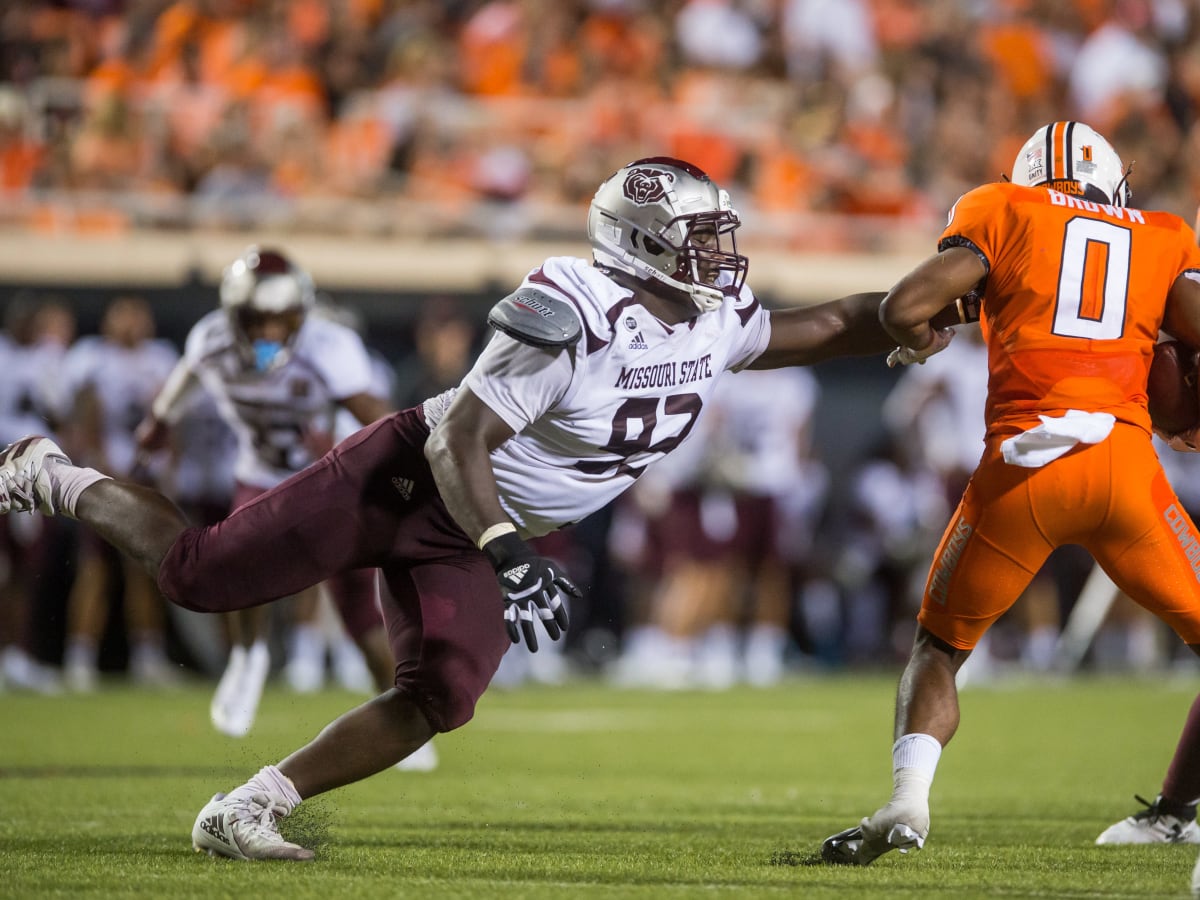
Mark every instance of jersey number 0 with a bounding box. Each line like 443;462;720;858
1052;217;1132;341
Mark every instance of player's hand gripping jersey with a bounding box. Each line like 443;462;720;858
941;181;1200;439
422;256;772;537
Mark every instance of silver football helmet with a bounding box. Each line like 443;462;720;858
1011;121;1131;207
219;246;315;372
587;157;748;313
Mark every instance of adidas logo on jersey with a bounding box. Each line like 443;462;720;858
391;476;414;500
199;815;230;845
628;331;649;350
504;563;530;584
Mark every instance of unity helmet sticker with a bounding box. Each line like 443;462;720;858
1026;145;1045;182
623;167;673;204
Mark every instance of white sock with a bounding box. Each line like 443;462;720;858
229;764;303;810
889;733;942;817
65;637;98;671
226;644;248;670
46;460;110;518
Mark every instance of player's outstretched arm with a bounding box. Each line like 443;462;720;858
748;291;890;369
880;246;986;366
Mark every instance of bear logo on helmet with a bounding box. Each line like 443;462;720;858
623;168;673;205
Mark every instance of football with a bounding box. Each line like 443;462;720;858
1148;339;1200;435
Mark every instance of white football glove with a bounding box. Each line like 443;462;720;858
887;328;955;368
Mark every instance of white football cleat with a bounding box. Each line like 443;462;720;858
822;801;929;866
212;643;270;739
1096;794;1200;845
1;646;63;695
192;791;314;861
210;647;247;735
0;436;70;515
394;740;439;773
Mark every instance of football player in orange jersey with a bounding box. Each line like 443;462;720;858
822;121;1200;866
1094;202;1200;852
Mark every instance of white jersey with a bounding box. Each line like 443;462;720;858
0;334;66;445
160;387;238;506
705;366;819;495
423;256;772;536
334;349;396;442
60;334;180;476
182;310;373;488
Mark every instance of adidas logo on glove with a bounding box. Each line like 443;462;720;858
504;563;530;584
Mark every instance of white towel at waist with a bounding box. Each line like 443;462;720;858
999;410;1117;468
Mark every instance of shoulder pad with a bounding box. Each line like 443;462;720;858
487;288;581;349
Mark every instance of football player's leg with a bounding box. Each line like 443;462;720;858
826;454;1054;866
326;567;394;693
1087;442;1200;842
261;557;502;799
75;480;192;581
159;411;425;615
387;555;510;734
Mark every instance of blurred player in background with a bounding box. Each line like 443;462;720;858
58;295;180;691
136;247;397;741
822;122;1200;867
610;365;823;689
0;157;972;860
0;294;73;692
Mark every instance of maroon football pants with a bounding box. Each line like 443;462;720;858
159;409;508;732
230;481;381;641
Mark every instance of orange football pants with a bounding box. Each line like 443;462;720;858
918;423;1200;649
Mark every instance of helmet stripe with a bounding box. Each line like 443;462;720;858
1041;123;1054;183
1051;121;1067;181
1063;121;1075;181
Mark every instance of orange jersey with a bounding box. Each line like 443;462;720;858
939;182;1200;437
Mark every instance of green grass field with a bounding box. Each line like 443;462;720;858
2;674;1198;898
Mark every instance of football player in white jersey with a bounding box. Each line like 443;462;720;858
58;295;181;691
0;157;970;860
0;294;74;693
136;247;395;739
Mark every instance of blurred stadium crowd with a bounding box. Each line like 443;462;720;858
0;0;1198;248
2;0;1200;696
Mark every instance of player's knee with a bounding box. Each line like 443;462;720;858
156;530;234;613
404;657;496;733
914;626;969;661
420;681;484;733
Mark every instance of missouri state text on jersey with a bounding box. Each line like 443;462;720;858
939;180;1200;438
422;256;770;538
614;353;714;389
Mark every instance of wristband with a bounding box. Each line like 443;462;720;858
956;291;981;324
481;530;528;569
477;522;517;550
